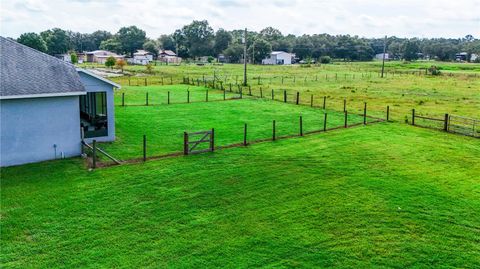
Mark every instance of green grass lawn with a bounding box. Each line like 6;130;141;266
96;61;480;120
102;95;366;160
2;123;479;268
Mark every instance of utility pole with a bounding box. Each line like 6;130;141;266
381;35;387;78
243;28;247;86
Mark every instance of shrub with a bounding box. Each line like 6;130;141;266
115;59;127;72
145;63;153;73
207;56;215;63
105;56;116;68
428;65;441;76
319;56;331;64
70;52;78;64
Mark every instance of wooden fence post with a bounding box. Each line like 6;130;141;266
206;90;209;102
187;90;190;103
444;113;449;131
183;132;188;155
146;92;149;106
210;128;215;152
412;109;415;125
310;94;313;107
170;77;173;84
223;90;226;100
244;123;247;146
229;83;232;92
168;91;170;104
128;77;131;86
344;111;348;128
122;93;125;106
240;88;243;99
300;116;303;136
260;88;263;98
323;96;326;109
296;92;300;105
323;113;327;131
284;90;287;103
272;89;274;100
272;120;276;141
343;99;346;112
363;102;367;125
144;78;147;86
386;106;390;121
143;135;147;161
248;86;252;96
92;139;97;169
161;77;164;85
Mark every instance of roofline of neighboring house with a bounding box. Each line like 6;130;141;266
77;68;122;89
0;91;86;100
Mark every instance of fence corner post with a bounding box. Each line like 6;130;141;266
387;105;390;121
143;135;147;162
92;139;97;169
444;113;449;131
412;109;415;125
244;123;247;146
210;128;215;152
183;132;188;155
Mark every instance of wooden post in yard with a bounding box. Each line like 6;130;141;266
444;113;449;131
323;113;327;131
272;89;274;100
229;83;232;92
144;78;147;86
170;77;173;84
122;93;125;106
161;77;164;85
323;96;326;109
146;92;149;106
310;94;313;107
248;86;252;96
363;102;367;125
168;91;170;104
223;90;226;100
187;90;190;103
343;99;346;112
183;132;188;155
284;90;287;103
244;123;247;146
92;139;97;169
387;106;390;121
344;111;348;128
143;135;147;162
210;128;215;152
412;109;415;125
260;88;263;98
240;88;243;99
272;120;276;141
300;116;303;136
206;90;209;102
296;92;300;105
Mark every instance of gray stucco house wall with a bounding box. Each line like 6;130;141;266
0;96;82;166
0;37;119;167
78;70;117;143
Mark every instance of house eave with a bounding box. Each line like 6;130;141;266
76;68;122;89
0;91;86;100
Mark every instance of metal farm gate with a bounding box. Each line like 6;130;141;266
448;115;479;138
183;129;215;155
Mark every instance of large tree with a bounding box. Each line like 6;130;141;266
143;39;159;58
17;32;47;52
403;40;420;61
40;28;70;55
176;20;214;57
157;34;176;51
213;29;232;56
99;38;123;54
250;38;272;63
117;26;146;57
223;43;244;63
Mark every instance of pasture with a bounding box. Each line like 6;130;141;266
2;61;479;267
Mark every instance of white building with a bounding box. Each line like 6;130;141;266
374;53;391;60
127;50;154;65
262;51;293;65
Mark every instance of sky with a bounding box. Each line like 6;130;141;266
1;0;479;39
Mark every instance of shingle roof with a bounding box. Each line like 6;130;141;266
0;36;85;99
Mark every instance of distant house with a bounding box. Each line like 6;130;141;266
55;53;72;63
472;53;479;62
127;50;154;65
262;51;293;65
85;50;124;64
0;37;119;167
455;52;468;61
374;53;391;60
158;50;182;64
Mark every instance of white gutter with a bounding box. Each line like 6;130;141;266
0;91;86;100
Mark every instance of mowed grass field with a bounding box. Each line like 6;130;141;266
100;61;480;119
102;86;366;160
2;123;479;268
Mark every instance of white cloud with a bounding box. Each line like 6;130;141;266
1;0;479;38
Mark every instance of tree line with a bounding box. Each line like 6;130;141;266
14;20;480;63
